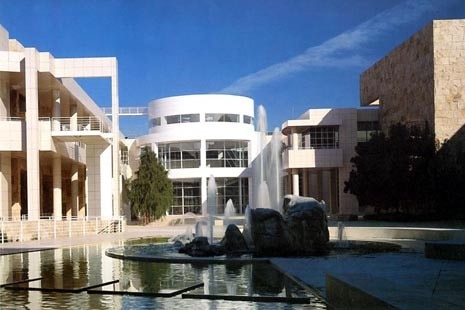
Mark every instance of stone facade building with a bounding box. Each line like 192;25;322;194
360;19;465;143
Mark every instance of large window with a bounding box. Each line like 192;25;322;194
357;121;379;143
214;178;249;214
300;126;339;149
165;113;200;124
206;140;248;168
158;141;201;169
171;179;201;215
243;115;254;125
205;113;240;123
149;117;161;128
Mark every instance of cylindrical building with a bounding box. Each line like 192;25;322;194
136;94;257;215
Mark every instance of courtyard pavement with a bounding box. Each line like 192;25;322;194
1;221;464;309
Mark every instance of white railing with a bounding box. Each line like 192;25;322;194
0;117;24;121
51;116;110;133
0;216;125;244
101;107;148;116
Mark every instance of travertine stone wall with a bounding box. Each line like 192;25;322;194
360;19;465;143
360;22;435;134
433;19;465;142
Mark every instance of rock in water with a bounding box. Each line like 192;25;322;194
250;208;289;256
219;224;249;256
283;195;329;254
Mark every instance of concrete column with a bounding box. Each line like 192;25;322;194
292;169;299;196
86;144;112;218
25;48;40;220
52;157;62;219
0;153;12;219
291;129;299;151
200;139;206;168
111;63;120;217
71;165;79;217
52;90;60;131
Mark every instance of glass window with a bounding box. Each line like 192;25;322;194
171;179;201;215
243;115;254;124
205;113;240;123
357;121;379;143
181;114;200;123
206;140;248;168
158;141;201;169
212;178;249;214
149;117;161;127
165;115;180;124
299;126;339;149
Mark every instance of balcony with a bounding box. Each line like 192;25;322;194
50;116;111;144
0;117;24;151
283;147;343;169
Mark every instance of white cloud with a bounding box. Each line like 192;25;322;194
219;0;453;94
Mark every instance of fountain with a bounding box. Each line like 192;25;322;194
207;175;217;244
223;199;237;230
107;104;401;260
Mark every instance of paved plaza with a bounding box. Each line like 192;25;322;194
1;221;465;309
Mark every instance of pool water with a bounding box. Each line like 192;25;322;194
0;240;327;309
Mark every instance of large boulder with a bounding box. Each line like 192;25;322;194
178;236;225;257
283;195;329;254
249;208;289;256
219;224;249;256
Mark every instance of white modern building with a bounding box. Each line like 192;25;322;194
136;94;257;215
0;24;124;223
281;108;379;215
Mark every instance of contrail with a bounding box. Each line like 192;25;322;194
219;0;454;94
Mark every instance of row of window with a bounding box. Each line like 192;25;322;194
149;113;254;127
299;126;340;149
170;178;249;215
158;140;249;169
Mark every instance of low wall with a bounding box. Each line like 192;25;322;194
329;226;465;241
0;217;126;243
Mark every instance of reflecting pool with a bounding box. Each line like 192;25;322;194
0;240;327;309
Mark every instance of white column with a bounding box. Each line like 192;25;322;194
292;169;299;196
111;60;120;217
71;164;79;217
52;90;60;131
53;157;62;219
86;144;112;218
292;129;299;151
25;48;40;220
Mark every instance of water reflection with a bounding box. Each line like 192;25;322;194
0;241;326;309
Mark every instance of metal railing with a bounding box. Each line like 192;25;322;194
101;107;148;116
0;216;125;243
51;116;110;133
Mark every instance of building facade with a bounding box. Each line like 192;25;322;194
0;24;123;221
361;19;465;143
136;94;257;215
281;108;379;215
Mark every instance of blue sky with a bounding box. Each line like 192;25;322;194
1;0;464;137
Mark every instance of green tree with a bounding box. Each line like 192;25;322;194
127;148;173;224
344;123;436;216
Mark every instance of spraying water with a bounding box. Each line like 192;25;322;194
253;105;283;213
224;199;236;230
207;175;217;244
